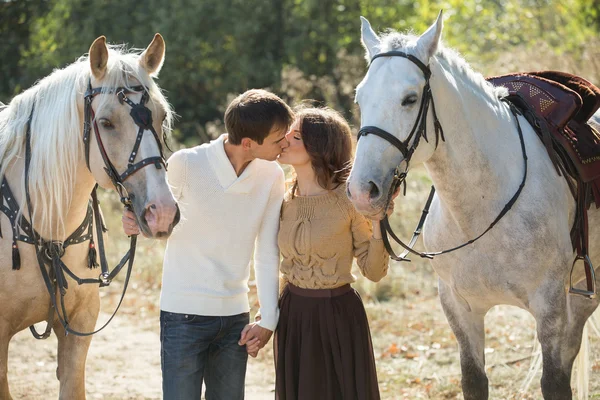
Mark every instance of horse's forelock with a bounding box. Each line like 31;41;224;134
95;45;174;132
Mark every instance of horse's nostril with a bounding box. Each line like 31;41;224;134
173;205;181;227
368;181;380;199
346;186;353;199
140;208;148;226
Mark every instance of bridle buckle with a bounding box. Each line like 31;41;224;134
99;271;111;286
115;182;132;206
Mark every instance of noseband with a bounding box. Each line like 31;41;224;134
357;51;529;263
83;80;167;206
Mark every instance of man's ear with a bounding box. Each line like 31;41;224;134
241;137;253;150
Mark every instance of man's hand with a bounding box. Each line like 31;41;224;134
238;322;273;358
121;209;140;236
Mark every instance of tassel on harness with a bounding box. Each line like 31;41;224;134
87;240;99;269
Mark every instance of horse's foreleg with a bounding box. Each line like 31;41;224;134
54;293;100;400
439;279;489;400
532;282;599;400
0;325;12;400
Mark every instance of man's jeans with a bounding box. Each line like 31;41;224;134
160;311;249;400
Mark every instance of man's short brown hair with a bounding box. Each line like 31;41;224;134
224;89;294;145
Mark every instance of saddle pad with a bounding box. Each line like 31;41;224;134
488;73;600;183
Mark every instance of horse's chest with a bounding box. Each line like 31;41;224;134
422;200;567;295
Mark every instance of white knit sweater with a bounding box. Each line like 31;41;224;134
160;134;284;331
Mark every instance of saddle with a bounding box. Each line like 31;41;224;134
488;71;600;298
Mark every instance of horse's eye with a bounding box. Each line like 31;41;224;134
401;95;418;107
99;118;114;129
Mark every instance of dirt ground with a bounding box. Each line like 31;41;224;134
7;289;276;400
7;278;600;400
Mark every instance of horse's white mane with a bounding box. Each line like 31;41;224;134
0;44;174;239
376;31;508;102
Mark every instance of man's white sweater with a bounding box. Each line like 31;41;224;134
160;134;283;331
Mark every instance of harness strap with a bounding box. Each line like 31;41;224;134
380;102;528;261
18;98;139;338
84;80;167;206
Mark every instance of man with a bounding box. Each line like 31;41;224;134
122;89;293;399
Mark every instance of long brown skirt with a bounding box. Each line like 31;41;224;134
274;283;381;400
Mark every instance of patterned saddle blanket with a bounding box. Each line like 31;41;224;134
488;71;600;207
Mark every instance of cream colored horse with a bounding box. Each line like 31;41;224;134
0;35;178;399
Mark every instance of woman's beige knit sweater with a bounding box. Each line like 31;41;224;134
278;184;389;290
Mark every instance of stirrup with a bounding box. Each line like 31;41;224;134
569;255;596;299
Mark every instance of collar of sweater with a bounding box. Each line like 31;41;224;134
207;134;258;194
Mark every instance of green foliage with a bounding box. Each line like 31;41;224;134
0;0;50;96
0;0;597;143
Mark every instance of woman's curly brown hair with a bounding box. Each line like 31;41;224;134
294;106;354;191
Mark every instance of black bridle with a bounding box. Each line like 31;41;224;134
356;51;528;262
17;80;170;338
83;80;167;205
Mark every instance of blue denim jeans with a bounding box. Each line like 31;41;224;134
160;311;250;400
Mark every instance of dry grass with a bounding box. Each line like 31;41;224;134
89;161;600;399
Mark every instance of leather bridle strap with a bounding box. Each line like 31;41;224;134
357;50;529;262
370;51;431;79
24;102;137;337
358;126;410;158
383;101;528;261
83;81;167;207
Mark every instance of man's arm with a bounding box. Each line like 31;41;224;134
253;167;284;331
239;167;284;355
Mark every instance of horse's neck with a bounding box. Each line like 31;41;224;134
424;62;524;232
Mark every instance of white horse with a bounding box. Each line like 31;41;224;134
347;13;599;399
0;35;179;399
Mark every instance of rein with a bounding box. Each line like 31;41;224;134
357;51;528;262
2;79;167;338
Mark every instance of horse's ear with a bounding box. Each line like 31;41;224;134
416;10;443;62
140;33;165;77
360;17;380;62
89;36;109;80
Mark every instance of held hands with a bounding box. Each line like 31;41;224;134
238;322;273;358
121;209;141;236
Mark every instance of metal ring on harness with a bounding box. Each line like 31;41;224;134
115;182;132;206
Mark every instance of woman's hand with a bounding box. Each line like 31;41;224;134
371;188;400;239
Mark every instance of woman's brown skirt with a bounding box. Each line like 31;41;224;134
274;283;381;400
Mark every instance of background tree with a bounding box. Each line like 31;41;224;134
1;0;597;143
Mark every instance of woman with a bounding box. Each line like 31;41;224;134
269;106;390;399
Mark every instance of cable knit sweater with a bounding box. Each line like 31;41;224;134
278;184;389;289
160;134;283;331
